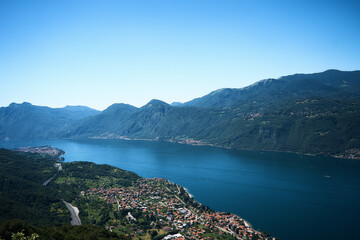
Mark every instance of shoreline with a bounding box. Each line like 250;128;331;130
160;178;256;230
88;135;359;160
183;187;193;198
146;177;261;238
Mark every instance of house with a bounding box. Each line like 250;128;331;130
163;233;185;240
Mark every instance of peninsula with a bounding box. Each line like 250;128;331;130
0;147;276;240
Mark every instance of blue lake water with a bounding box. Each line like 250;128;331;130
1;139;359;240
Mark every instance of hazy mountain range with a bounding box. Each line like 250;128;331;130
2;69;360;159
0;103;99;139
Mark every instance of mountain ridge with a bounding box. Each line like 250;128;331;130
0;103;100;139
180;69;360;108
1;69;359;159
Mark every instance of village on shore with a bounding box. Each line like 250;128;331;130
86;178;273;240
11;146;274;239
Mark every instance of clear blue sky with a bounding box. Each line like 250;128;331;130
0;0;359;110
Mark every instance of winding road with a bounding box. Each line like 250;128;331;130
41;160;81;226
63;200;82;225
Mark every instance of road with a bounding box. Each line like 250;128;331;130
43;163;62;186
41;163;81;226
43;172;58;186
63;200;82;225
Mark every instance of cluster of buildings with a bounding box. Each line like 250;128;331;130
86;178;268;240
334;148;360;159
15;146;64;159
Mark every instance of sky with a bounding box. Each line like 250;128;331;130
0;0;359;110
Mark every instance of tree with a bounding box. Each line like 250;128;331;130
11;232;39;240
151;230;158;238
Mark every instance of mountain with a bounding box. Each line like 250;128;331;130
62;99;185;139
0;103;100;139
1;70;359;158
62;105;100;119
61;70;360;158
62;103;137;138
171;102;183;106
181;69;360;108
63;98;233;142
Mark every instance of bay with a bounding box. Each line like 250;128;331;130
1;139;359;240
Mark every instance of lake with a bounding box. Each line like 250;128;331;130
1;139;359;240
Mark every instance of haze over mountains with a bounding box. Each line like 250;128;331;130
0;104;99;139
2;70;360;158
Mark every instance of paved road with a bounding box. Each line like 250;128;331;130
43;163;62;186
41;163;81;226
43;172;58;186
63;201;82;225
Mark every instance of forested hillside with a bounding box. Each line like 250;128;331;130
0;148;273;240
0;148;135;239
0;149;67;226
1;70;359;158
63;70;360;159
0;103;99;139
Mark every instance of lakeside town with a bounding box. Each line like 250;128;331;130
9;146;275;239
85;178;273;240
15;146;65;159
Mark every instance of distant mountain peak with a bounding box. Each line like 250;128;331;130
9;102;32;108
64;105;85;108
62;105;100;114
245;78;276;89
104;103;137;113
323;69;341;73
143;99;170;108
63;105;97;110
171;102;183;107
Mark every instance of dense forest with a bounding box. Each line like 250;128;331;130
0;148;137;239
0;220;128;240
0;149;67;227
